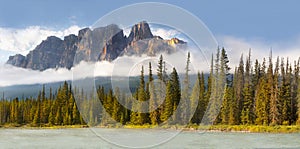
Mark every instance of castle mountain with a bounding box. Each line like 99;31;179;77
6;21;186;71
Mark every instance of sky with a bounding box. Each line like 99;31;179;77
0;0;300;86
1;0;299;41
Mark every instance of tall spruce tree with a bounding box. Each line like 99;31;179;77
180;52;191;124
190;72;201;124
136;66;149;125
170;68;181;123
297;76;300;125
269;57;280;125
148;62;159;125
241;50;254;124
234;55;245;124
161;80;174;123
219;48;231;124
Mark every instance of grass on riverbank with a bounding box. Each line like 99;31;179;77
203;125;300;133
0;123;88;129
1;123;300;133
123;124;300;133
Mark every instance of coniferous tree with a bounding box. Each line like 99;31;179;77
255;77;269;125
190;72;208;124
227;68;238;125
170;68;181;123
233;55;245;124
202;54;214;125
156;55;165;123
135;66;148;125
112;87;122;123
157;55;164;82
33;102;41;126
297;77;300;125
55;107;62;125
180;52;191;124
33;94;41;126
161;80;174;123
241;50;254;124
48;106;55;125
148;62;159;125
280;59;292;125
190;72;201;124
269;57;280;125
291;59;300;123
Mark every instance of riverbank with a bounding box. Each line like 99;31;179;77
1;123;300;133
122;124;300;133
199;125;300;133
0;123;88;129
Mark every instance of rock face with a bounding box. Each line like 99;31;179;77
7;54;26;67
6;21;186;71
74;24;123;64
24;36;65;70
128;21;153;42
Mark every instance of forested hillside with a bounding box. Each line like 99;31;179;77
1;48;300;127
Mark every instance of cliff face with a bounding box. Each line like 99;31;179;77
127;21;153;42
24;36;65;70
6;21;186;71
7;54;26;67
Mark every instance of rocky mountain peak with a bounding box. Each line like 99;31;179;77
6;21;186;71
7;54;26;67
128;21;153;42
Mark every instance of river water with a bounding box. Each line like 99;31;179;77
0;128;299;149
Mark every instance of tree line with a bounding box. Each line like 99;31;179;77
0;82;84;126
1;48;300;126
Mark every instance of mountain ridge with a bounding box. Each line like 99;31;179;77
7;21;186;71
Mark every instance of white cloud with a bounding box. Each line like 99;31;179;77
0;50;207;87
0;25;81;55
151;27;181;40
218;35;300;71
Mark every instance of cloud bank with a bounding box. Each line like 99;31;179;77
0;25;81;55
151;27;181;40
218;35;300;71
0;50;206;87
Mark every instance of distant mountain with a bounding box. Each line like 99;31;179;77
6;21;186;71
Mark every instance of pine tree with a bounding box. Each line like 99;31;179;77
163;61;169;82
135;66;149;125
233;55;244;124
190;72;201;124
180;52;191;124
297;76;300;125
269;57;280;125
55;107;62;125
157;55;164;82
148;62;159;125
202;54;213;125
280;59;292;125
156;55;166;123
191;72;208;124
33;102;41;126
291;59;300;123
112;87;122;123
170;68;181;123
48;106;55;125
161;80;174;123
72;103;80;124
255;78;269;125
33;93;42;126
